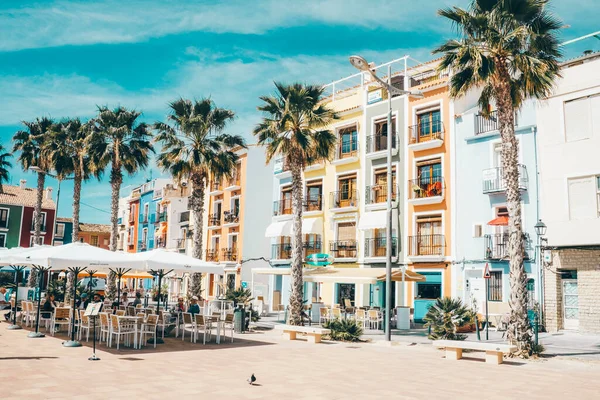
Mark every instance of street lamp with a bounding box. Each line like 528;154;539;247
534;219;547;328
349;55;423;342
29;166;74;246
534;219;547;237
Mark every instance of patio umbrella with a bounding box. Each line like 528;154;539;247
10;242;144;346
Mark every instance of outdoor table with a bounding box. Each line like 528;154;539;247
205;315;224;344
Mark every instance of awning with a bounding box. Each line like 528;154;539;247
253;267;425;285
265;221;292;238
383;270;426;282
488;216;508;226
155;225;167;235
302;217;323;235
78;271;154;279
358;210;398;230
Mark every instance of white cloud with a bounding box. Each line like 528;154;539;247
0;0;461;51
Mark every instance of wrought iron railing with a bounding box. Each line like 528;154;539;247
408;234;445;256
330;190;359;208
475;110;498;135
303;195;322;212
364;237;397;257
408;121;444;144
159;211;168;222
155;235;167;248
224;211;239;224
206;249;219;262
366;134;397;153
303;241;322;258
329;240;357;258
272;243;292;260
221;247;238;261
273;199;292;216
484;233;531;260
210;182;222;192
365;185;397;204
409;176;444;199
138;240;148;252
208;213;221;227
335;139;358;160
482;164;528;193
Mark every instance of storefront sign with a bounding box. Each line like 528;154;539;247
273;158;284;174
305;253;333;266
367;88;383;104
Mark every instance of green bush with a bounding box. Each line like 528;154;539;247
226;288;253;306
323;318;363;342
424;297;474;341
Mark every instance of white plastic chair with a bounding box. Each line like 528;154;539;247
193;314;211;345
139;314;158;348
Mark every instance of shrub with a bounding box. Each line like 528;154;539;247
424;297;474;341
323;318;363;342
226;288;253;306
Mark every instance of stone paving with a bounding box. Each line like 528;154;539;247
2;320;600;399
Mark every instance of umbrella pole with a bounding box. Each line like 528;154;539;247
28;266;47;338
64;267;84;347
116;269;121;315
7;266;25;330
149;270;165;344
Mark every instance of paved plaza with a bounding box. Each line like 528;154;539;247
2;321;600;399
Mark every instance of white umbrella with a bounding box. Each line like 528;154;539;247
130;249;224;274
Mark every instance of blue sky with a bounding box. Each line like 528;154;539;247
1;0;598;223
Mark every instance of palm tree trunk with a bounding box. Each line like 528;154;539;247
189;173;205;299
33;172;45;246
0;184;4;194
288;160;304;326
109;166;122;252
495;64;532;355
72;172;82;243
64;271;74;304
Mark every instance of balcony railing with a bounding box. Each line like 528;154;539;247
179;211;190;223
334;140;358;160
303;241;322;258
226;175;241;188
365;185;397;204
330;190;359;209
475;110;498;135
208;213;221;227
272;243;292;260
485;233;530;260
176;238;186;250
159;211;168;222
303;195;322;212
138;241;148;252
409;121;444;144
482;164;528;193
329;240;357;259
410;69;449;87
274;158;291;175
221;247;238;261
366;134;397;153
155;235;167;248
409;176;444;200
273;199;292;216
223;211;239;224
408;234;445;256
210;182;222;192
206;249;219;262
364;237;397;257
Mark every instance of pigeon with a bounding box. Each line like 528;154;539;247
248;374;256;385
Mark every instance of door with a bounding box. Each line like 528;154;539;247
417;216;442;255
467;277;485;314
563;280;579;330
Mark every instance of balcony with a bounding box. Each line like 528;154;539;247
366;134;397;157
482;164;528;194
176;238;186;252
408;234;445;260
274;158;291;178
206;249;219;262
365;185;397;206
330;190;359;211
408;121;444;151
303;195;322;213
272;243;292;260
225;175;241;191
332;142;359;165
410;69;449;88
304;162;325;172
208;213;221;229
155;235;167;248
485;233;531;260
159;211;168;222
273;200;292;217
330;240;357;259
475;110;499;135
408;177;445;205
139;214;148;224
364;237;397;259
138;241;148;252
223;210;239;226
179;211;190;223
303;241;322;258
221;247;238;262
208;182;223;196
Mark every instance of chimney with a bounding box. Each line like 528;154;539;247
45;187;53;200
19;179;26;189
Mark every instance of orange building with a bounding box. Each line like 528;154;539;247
78;222;112;249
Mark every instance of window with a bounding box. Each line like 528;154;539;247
416;215;443;256
90;235;99;247
127;227;134;245
143;203;149;221
473;224;483;238
141;229;148;244
564;94;600;142
305;180;323;211
55;223;65;237
31;212;47;231
280;186;292;214
417;108;441;139
0;208;8;229
416;283;441;299
0;233;6;247
568;176;597;220
338;125;358;157
417;159;442;185
374;117;396;137
488;271;503;301
180;227;188;240
30;235;43;246
372;167;396;203
231;197;240;215
338;174;357;201
103;238;109;246
53;240;63;246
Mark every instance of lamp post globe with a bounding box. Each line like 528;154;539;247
534;219;547;237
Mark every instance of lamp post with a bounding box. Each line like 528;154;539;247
349;55;423;342
29;166;74;246
534;219;547;326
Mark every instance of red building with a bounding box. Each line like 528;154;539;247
10;183;57;247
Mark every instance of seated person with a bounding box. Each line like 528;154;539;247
120;292;129;308
174;297;185;313
77;293;90;310
0;287;11;321
187;296;200;316
132;292;143;307
41;294;57;319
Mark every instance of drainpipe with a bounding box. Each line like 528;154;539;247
532;125;544;322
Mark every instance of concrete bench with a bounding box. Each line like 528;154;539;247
274;324;331;344
433;340;517;365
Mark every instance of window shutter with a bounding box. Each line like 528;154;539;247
337;222;356;241
568;176;596;220
564;97;592;142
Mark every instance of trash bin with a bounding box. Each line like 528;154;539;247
234;306;245;333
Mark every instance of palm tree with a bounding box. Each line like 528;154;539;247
154;98;246;299
44;118;96;242
254;83;337;325
89;107;153;303
13;117;54;248
434;0;562;355
0;144;13;194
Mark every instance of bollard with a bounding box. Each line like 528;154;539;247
475;315;481;341
534;312;539;346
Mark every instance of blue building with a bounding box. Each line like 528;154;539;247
135;179;170;252
453;94;540;317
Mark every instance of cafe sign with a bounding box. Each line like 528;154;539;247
305;253;334;267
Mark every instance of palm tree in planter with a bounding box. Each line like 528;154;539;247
254;83;337;325
88;107;153;301
0;144;13;194
13;118;53;287
154;98;246;299
434;0;562;355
